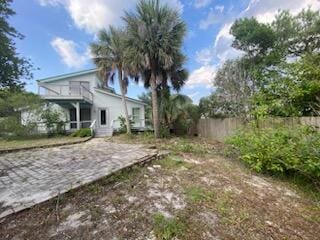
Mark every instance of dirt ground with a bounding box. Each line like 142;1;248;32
0;135;319;240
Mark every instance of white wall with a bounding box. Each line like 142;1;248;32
37;71;146;130
21;104;69;133
92;91;145;129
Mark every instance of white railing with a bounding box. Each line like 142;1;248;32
38;83;93;102
111;118;153;131
69;120;92;130
89;119;96;136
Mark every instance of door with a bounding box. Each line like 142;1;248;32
99;108;108;128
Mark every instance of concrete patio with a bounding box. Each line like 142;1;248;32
0;139;157;219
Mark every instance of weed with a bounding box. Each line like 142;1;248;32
153;213;186;240
168;139;209;155
157;156;190;169
184;186;214;203
89;205;104;223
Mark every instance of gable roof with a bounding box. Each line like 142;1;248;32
94;88;147;105
37;69;98;83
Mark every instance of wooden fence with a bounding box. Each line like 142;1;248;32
197;117;320;142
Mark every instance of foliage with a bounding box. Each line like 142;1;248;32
41;107;65;136
91;26;135;134
117;115;134;134
124;0;188;138
0;90;43;138
0;116;37;139
0;0;34;90
167;138;209;155
70;128;91;138
201;9;320;118
184;186;214;203
226;125;320;183
153;213;186;240
252;53;320;117
0;90;43;117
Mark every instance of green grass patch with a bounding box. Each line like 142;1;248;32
153;213;186;240
157;156;191;169
184;186;214;203
166;138;209;155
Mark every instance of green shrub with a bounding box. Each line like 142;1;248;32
226;125;320;182
117;116;134;133
168;138;209;155
71;128;91;138
0;116;37;139
160;125;171;138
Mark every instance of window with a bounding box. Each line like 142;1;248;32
100;109;106;125
132;108;140;122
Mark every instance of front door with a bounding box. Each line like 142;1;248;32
99;108;108;128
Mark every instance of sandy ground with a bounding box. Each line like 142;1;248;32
0;137;319;240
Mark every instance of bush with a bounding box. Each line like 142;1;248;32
117;116;134;133
41;107;66;136
226;125;320;182
0;116;37;139
71;128;91;138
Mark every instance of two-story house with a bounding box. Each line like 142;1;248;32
35;69;147;137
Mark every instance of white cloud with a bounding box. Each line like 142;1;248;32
50;37;89;68
215;5;224;13
38;0;183;34
186;65;216;88
195;47;215;65
194;0;213;9
207;0;320;67
199;9;219;29
243;0;320;24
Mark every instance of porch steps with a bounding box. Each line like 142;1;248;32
95;127;113;137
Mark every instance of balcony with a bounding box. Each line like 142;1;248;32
38;83;93;104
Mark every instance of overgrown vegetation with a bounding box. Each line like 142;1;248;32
200;8;320;118
184;186;214;203
227;124;320;186
153;213;186;240
70;128;92;138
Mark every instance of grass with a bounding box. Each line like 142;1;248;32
156;156;191;170
111;133;213;156
184;186;214;203
153;213;186;240
0;136;90;151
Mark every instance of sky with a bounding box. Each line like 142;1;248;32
10;0;320;103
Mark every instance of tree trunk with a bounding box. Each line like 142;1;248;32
150;72;160;138
118;69;131;134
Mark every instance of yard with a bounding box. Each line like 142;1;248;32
0;136;91;152
0;135;319;240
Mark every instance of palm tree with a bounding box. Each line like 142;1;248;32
91;27;133;134
124;0;187;138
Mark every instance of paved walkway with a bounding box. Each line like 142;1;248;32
0;139;157;219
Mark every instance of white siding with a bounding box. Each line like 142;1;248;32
92;91;145;129
37;71;146;131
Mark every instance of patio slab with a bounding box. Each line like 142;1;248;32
0;139;157;219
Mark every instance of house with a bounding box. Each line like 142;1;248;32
35;69;147;137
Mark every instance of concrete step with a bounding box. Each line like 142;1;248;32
95;128;113;137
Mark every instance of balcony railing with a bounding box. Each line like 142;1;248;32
38;83;93;103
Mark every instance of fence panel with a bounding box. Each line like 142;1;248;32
197;117;320;142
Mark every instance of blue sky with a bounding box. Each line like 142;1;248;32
10;0;320;103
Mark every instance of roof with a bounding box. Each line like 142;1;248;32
37;69;98;83
95;88;147;106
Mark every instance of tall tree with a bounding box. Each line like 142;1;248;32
91;27;134;134
0;0;33;90
124;0;187;138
